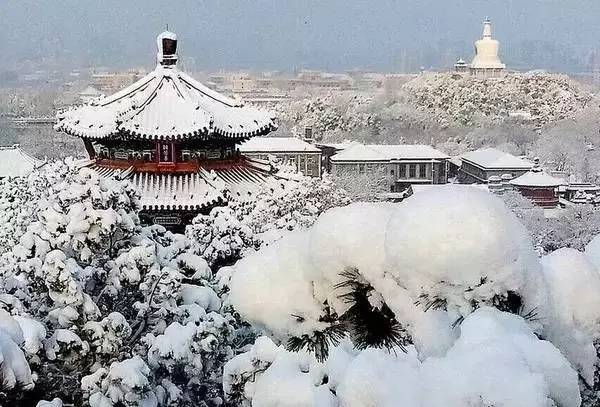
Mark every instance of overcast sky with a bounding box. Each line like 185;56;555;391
2;0;599;72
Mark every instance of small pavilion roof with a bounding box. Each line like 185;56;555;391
0;145;45;177
56;33;277;141
510;166;564;188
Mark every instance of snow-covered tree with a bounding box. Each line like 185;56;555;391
0;164;239;406
403;72;591;127
186;174;350;267
502;190;600;253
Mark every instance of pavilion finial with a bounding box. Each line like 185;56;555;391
156;30;178;67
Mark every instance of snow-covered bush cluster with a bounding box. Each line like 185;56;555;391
186;174;350;267
224;186;600;406
502;191;600;254
403;72;592;127
0;163;240;406
0;161;75;253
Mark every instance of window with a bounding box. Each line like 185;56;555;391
358;164;366;174
409;164;417;178
398;164;407;179
418;163;427;178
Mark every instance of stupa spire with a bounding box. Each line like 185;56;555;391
482;18;492;38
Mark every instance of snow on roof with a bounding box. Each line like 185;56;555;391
56;34;277;141
461;148;533;169
90;159;270;210
509;168;564;188
316;141;360;151
239;137;320;153
331;144;449;162
0;145;44;177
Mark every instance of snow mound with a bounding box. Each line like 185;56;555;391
385;186;540;314
225;308;580;407
541;248;600;385
585;234;600;269
230;186;541;345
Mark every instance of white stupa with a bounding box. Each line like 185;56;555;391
470;18;506;78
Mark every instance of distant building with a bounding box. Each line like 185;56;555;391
78;86;104;104
288;70;354;90
239;136;322;177
454;58;469;73
316;141;360;174
509;159;564;208
470;19;506;78
91;70;146;94
330;144;450;192
562;183;600;206
0;145;44;178
459;148;533;183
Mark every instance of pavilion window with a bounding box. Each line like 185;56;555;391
409;164;417;178
418;163;427;179
358;163;366;174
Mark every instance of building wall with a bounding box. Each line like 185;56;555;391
332;160;448;192
243;151;321;177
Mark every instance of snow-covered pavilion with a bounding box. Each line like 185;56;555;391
56;31;278;228
509;159;564;208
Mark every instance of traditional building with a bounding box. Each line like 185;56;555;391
454;58;469;73
458;148;533;184
0;145;44;178
239;137;322;177
330;144;449;192
509;159;563;208
470;19;506;78
56;31;277;229
78;86;104;104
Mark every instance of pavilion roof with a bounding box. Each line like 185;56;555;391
87;157;273;211
56;35;277;142
509;168;564;188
